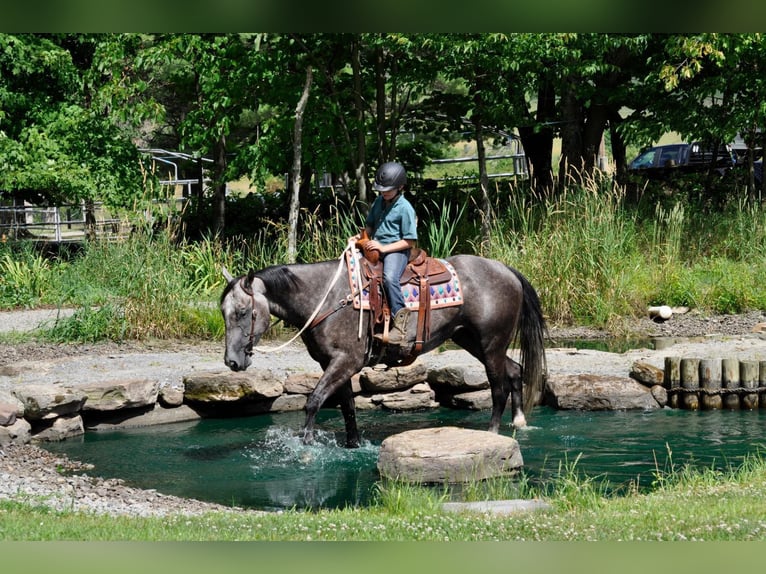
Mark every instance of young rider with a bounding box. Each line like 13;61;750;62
356;161;418;346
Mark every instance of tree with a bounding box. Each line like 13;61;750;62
135;34;259;237
0;34;145;215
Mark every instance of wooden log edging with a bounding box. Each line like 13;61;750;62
664;356;763;410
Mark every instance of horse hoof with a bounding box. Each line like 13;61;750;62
299;451;314;464
512;414;528;429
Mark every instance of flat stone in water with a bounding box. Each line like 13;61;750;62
377;426;523;483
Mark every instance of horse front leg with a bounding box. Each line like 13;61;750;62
336;382;360;448
302;361;360;447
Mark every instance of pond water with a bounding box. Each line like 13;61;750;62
42;406;766;511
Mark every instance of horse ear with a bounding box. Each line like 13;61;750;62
247;269;256;283
222;266;234;283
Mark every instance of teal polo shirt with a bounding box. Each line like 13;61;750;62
366;194;418;246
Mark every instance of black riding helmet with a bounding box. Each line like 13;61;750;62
373;161;407;192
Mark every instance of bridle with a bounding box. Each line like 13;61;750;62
232;243;355;356
238;277;258;356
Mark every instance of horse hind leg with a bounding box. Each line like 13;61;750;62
506;357;527;429
486;357;526;432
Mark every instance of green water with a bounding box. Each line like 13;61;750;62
42;406;766;511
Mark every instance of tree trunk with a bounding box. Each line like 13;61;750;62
558;76;584;187
351;36;368;204
516;76;555;196
84;198;96;241
609;111;627;183
472;107;493;250
581;105;609;174
211;133;227;237
374;42;388;165
287;66;313;264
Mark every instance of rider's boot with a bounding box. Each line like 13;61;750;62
386;308;410;346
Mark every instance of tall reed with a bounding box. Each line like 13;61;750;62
489;174;647;326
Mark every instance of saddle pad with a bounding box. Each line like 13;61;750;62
346;249;463;311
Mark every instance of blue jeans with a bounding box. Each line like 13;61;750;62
382;249;410;316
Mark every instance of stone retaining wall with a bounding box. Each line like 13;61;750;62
0;360;516;445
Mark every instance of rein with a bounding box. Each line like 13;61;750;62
244;243;354;353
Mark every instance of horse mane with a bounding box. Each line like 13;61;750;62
220;264;315;304
254;264;304;295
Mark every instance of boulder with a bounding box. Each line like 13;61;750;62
32;414;84;442
445;389;493;410
372;383;439;411
78;378;159;412
545;373;661;410
183;369;283;403
0;391;23;418
0;417;31;446
630;361;665;387
269;394;307;413
360;362;428;393
651;384;668;407
158;385;184;408
283;373;320;395
427;363;489;393
85;404;201;430
12;384;87;420
378;426;523;483
0;400;17;426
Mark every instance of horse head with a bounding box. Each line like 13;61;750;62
220;267;271;371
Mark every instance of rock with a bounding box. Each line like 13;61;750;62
630;361;665;387
650;385;668;407
158;385;184;408
0;391;23;418
427;363;489;392
283;373;320;395
360;362;428;393
12;384;87;420
372;383;439;411
446;389;493;410
78;378;159;412
32;414;84;442
353;395;379;410
377;426;523;483
545;373;661;410
183;369;283;403
0;417;31;445
0;400;17;426
269;394;307;413
86;404;202;430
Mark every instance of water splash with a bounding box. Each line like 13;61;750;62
244;426;380;510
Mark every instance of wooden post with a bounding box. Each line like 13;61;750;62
699;358;722;410
680;358;700;410
665;356;681;409
740;360;759;410
722;358;741;410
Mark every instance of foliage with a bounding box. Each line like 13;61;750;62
0;243;51;308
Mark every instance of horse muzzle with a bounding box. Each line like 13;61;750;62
224;352;252;372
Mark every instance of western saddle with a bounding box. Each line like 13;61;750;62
355;236;453;362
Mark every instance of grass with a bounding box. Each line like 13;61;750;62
2;453;766;540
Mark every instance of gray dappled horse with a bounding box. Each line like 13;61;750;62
220;253;546;447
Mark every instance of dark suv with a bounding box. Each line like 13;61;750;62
628;142;736;179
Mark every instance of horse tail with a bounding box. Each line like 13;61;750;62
510;267;548;414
